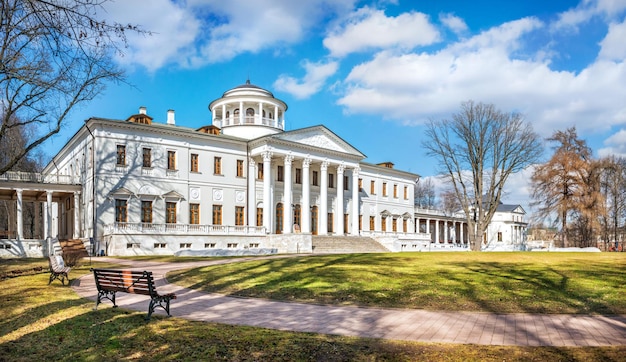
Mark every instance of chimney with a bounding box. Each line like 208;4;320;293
167;109;175;125
139;106;147;115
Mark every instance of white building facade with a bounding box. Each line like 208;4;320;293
0;81;527;257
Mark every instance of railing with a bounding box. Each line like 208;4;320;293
105;222;267;236
218;116;284;130
415;208;465;219
0;171;80;185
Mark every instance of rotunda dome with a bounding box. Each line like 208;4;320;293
209;80;288;139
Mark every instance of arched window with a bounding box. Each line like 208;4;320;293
233;109;239;116
276;203;284;234
246;108;254;116
311;206;318;235
293;204;301;229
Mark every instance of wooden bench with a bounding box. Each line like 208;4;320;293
48;255;71;285
91;268;177;320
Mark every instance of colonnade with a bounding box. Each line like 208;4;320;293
248;151;360;235
415;217;469;244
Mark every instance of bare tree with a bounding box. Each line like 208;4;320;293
423;101;543;251
531;128;593;247
599;156;626;250
0;0;146;174
414;177;436;209
439;188;460;217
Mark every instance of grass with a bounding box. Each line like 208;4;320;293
167;252;626;314
0;254;625;361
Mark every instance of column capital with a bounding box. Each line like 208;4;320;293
321;160;329;171
248;157;256;167
337;164;345;174
352;166;360;175
262;151;272;162
284;154;294;165
302;157;312;168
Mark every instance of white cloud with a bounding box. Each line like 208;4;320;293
102;0;356;70
598;128;626;157
323;7;440;58
599;19;626;60
552;0;626;31
273;60;339;99
336;17;626;137
439;13;468;35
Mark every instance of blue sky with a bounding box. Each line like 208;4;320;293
46;0;626;213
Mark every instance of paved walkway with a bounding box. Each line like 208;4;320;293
71;257;626;347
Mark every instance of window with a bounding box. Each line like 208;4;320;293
327;213;334;233
116;145;126;166
237;160;244;177
275;203;283;234
393;184;398;198
277;165;284;182
403;219;407;233
168;151;176;170
166;202;176;224
312;171;319;186
370;216;375;231
328;173;334;188
205;243;216;248
189;204;199;224
212;205;222;225
141;201;152;223
295;168;302;184
370;180;376;194
359;178;363;191
382;182;387;197
115;199;127;222
359;215;363;231
381;216;387;231
344;214;349;234
227;243;238;248
497;232;503;242
191;153;199;172
142;148;151;168
154;243;167;249
256;208;263;227
392;218;397;232
180;243;192;249
258;163;264;180
214;157;222;175
235;206;244;226
404;186;408;200
344;176;349;191
294;205;301;227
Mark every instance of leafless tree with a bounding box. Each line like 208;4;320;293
0;0;147;174
599;155;626;250
439;188;460;217
423;101;543;251
414;177;437;209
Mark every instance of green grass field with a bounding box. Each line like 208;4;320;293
1;252;625;361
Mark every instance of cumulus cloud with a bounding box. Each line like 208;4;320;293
439;13;468;35
102;0;356;70
336;16;626;136
598;128;626;157
552;0;626;31
273;60;339;99
323;7;440;58
598;19;626;60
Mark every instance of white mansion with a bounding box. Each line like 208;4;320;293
0;81;527;257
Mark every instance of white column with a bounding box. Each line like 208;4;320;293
351;167;360;235
221;104;226;124
248;158;256;228
301;158;311;233
320;161;329;235
444;221;448;243
73;192;80;239
283;155;293;234
426;218;430;233
258;102;263;125
435;220;439;243
262;152;272;233
239;101;244;124
274;105;278;127
460;222;464;244
16;189;23;241
336;165;344;235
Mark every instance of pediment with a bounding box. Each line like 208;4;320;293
271;126;365;157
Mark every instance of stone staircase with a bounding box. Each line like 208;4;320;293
312;236;390;254
59;239;89;257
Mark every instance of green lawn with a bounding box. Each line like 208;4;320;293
167;252;626;314
0;253;625;361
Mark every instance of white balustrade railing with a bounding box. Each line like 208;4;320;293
105;222;266;236
0;171;80;185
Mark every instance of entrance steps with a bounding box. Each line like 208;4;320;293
59;239;89;257
312;235;390;254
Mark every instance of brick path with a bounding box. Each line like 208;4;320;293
71;257;626;347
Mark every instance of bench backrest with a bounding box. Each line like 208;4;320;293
91;268;156;296
49;255;66;272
